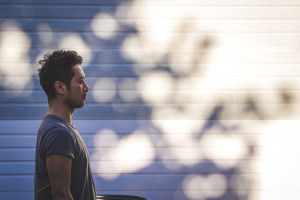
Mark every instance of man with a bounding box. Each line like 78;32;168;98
34;50;96;200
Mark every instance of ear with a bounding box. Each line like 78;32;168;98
54;81;67;95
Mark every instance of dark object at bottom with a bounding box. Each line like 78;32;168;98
97;195;147;200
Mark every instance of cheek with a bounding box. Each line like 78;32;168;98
72;84;82;91
77;85;85;94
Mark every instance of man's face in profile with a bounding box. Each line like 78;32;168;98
64;64;89;109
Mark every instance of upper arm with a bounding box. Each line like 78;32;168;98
46;154;73;200
42;127;75;160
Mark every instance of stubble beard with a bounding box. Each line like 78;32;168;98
65;94;85;110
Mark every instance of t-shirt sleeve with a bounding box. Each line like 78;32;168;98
40;126;75;159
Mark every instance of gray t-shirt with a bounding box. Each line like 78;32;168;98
34;115;96;200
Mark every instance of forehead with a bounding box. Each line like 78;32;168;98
72;64;85;78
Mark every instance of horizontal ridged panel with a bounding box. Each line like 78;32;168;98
1;133;299;148
2;191;300;200
0;160;273;174
0;64;139;77
1;103;300;119
0;6;114;18
0;48;299;64
1;146;299;161
4;120;300;134
1;0;300;6
0;120;158;134
2;174;300;191
0;0;127;5
2;190;300;200
2;160;300;174
2;77;300;90
2;19;300;32
1;90;300;103
4;32;300;49
0;48;299;66
1;6;300;19
1;64;300;77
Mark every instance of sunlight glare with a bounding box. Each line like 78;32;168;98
93;128;119;148
92;78;117;103
37;23;53;44
137;72;174;104
91;13;119;40
254;120;300;200
92;129;155;181
59;34;92;66
0;21;32;91
91;129;119;180
199;133;248;169
118;78;139;102
183;174;226;200
121;35;158;68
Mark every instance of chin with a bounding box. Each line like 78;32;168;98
65;96;86;109
77;103;85;108
80;101;86;107
72;101;85;109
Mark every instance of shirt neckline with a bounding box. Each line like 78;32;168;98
44;114;76;129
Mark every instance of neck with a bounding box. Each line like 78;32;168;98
46;99;74;123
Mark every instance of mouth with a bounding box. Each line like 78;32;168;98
83;95;87;101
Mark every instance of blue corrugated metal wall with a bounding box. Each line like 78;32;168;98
1;1;300;200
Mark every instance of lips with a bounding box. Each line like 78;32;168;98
83;95;87;100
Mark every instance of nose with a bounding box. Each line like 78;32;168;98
84;82;89;92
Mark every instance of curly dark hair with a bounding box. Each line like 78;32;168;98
38;50;83;100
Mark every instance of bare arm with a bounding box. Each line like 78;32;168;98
46;154;74;200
